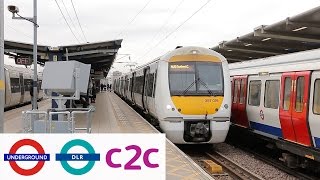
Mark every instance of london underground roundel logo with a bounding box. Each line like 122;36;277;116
4;139;50;176
56;139;100;175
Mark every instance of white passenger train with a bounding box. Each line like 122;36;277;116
3;64;44;109
230;48;320;167
114;46;231;144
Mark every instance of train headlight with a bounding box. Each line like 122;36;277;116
224;104;229;109
166;105;172;110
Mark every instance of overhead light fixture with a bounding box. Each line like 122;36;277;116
285;48;290;51
227;49;233;52
245;43;252;47
261;38;271;42
292;26;307;32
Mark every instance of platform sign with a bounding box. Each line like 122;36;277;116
0;134;166;180
15;56;32;66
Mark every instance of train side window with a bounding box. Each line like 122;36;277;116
248;80;261;106
295;77;304;112
313;79;320;114
233;80;239;103
283;77;292;111
264;80;280;109
239;79;246;104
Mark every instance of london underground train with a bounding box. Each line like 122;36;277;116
3;64;44;109
114;46;231;144
229;48;320;168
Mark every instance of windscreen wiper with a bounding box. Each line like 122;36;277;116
197;78;214;96
181;79;197;96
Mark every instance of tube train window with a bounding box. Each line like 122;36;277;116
313;79;320;114
248;80;261;106
295;77;304;112
10;78;21;93
283;77;292;111
233;80;239;103
264;80;280;109
239;79;246;104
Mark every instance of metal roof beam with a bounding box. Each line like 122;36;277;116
226;58;244;62
67;49;118;56
286;17;320;28
4;49;46;56
219;42;281;55
254;25;320;43
236;37;308;51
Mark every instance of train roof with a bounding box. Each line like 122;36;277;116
229;48;320;76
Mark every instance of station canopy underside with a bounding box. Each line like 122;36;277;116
211;6;320;63
4;39;122;78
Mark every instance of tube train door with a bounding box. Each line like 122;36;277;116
280;71;312;146
231;76;249;127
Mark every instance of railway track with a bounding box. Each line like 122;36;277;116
182;145;264;180
204;151;264;180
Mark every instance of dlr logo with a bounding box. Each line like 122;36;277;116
106;145;159;170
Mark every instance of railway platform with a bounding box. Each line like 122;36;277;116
4;92;213;180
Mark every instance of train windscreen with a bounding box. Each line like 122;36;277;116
169;61;223;96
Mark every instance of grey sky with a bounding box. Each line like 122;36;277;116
3;0;320;73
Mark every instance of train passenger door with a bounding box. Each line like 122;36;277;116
231;76;249;127
143;68;150;112
280;71;312;146
19;73;24;103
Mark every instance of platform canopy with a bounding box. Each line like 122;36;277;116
211;6;320;63
4;39;122;78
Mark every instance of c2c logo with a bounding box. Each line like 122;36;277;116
106;145;159;170
56;139;100;175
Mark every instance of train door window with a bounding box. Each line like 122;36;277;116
295;77;304;112
239;79;246;104
313;79;320;114
264;80;280;109
248;80;261;106
152;70;157;97
233;80;240;103
10;78;20;93
24;79;32;92
283;77;292;111
147;73;154;97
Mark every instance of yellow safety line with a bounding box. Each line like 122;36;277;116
0;80;4;90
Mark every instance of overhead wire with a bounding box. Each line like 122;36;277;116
61;0;84;42
116;0;153;39
141;0;185;50
138;0;212;60
70;0;88;43
54;0;81;43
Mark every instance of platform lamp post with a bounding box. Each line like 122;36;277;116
0;0;5;133
8;1;39;110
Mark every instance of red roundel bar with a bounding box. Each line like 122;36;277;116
9;139;46;176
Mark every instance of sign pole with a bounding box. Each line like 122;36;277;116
0;0;5;133
32;0;38;110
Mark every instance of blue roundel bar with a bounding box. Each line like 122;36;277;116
56;154;100;161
